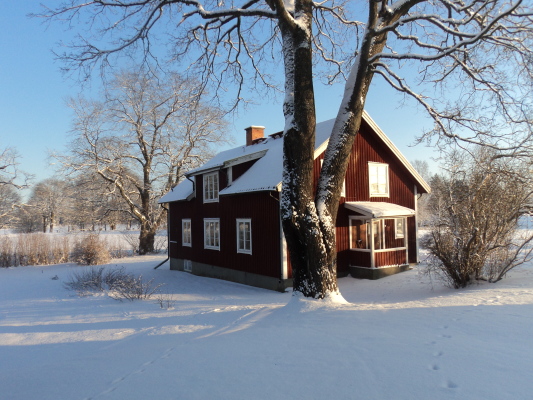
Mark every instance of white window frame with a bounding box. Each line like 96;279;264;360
204;218;221;250
183;259;192;272
182;219;192;247
236;219;252;254
203;172;219;203
395;218;405;239
368;162;389;197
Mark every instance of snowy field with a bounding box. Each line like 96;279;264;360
1;254;533;400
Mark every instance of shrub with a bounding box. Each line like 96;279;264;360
110;274;163;301
64;266;106;293
424;149;533;288
72;234;111;265
64;265;163;301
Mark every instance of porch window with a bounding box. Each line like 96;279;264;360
395;218;405;239
236;219;252;254
350;218;385;250
369;162;389;197
372;220;384;250
182;219;192;247
203;172;219;203
350;219;368;249
204;219;220;250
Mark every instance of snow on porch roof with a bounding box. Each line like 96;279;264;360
345;202;416;218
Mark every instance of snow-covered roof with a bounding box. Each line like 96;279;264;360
159;112;429;203
345;202;416;218
158;176;195;203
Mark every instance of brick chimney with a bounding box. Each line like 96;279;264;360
245;126;265;146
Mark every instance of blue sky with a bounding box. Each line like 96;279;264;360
0;2;437;189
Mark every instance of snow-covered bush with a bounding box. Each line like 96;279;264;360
64;266;106;293
72;234;111;265
65;265;163;301
423;149;533;288
109;274;162;302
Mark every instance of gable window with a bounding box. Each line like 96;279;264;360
395;218;405;239
204;219;220;250
203;172;219;203
182;219;192;247
236;219;252;254
369;162;389;197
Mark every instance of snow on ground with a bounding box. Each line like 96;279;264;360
1;255;533;400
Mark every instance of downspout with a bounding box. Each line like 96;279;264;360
414;184;419;264
154;203;170;270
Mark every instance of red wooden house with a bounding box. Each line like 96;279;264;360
159;111;430;291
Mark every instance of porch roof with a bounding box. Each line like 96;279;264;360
345;202;415;218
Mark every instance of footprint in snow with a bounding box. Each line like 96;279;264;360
445;380;459;389
429;363;440;371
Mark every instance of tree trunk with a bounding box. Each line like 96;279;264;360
139;224;156;255
278;2;391;298
50;211;55;233
278;7;339;299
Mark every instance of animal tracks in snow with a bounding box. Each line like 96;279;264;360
425;324;460;392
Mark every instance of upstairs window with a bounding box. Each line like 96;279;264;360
369;162;389;197
182;219;192;247
204;219;220;250
203;172;219;203
236;219;252;254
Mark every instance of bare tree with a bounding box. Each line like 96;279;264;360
0;185;21;229
26;179;68;233
57;68;230;254
423;148;533;288
0;147;29;227
411;159;432;226
39;0;533;297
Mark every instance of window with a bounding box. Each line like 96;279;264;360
236;219;252;254
350;218;386;250
203;172;219;203
350;219;368;249
204;219;220;250
183;259;192;272
372;220;384;250
395;218;405;239
182;219;192;247
369;163;389;197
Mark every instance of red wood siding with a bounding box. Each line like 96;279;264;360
314;119;419;271
232;160;258;181
349;251;371;268
375;250;407;267
169;190;283;279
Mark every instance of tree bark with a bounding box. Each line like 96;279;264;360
139;224;156;255
278;2;339;299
